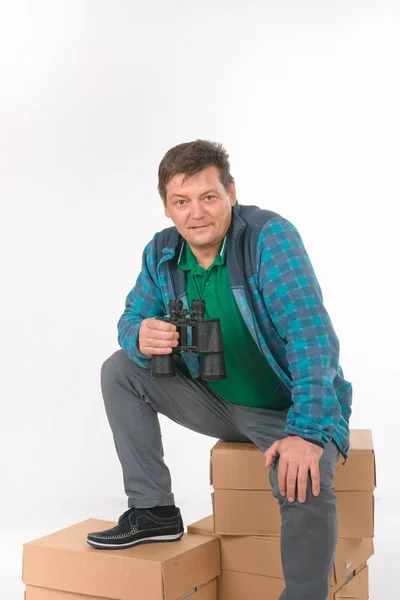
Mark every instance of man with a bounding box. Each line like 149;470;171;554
87;140;352;600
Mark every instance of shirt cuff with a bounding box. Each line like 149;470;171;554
287;433;325;450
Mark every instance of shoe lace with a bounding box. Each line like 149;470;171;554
118;506;136;524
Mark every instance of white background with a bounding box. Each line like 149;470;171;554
1;1;399;598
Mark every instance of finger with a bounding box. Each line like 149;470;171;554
310;461;320;496
143;337;179;348
265;452;274;468
264;442;279;467
286;464;299;502
144;329;180;341
141;346;175;356
278;459;288;497
297;466;309;503
269;441;279;456
147;319;177;332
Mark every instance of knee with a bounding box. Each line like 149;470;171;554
268;441;340;502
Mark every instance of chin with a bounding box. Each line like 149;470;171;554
192;239;217;249
187;229;209;239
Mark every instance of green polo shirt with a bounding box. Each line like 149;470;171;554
177;238;292;410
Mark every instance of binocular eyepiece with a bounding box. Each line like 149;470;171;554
151;299;226;381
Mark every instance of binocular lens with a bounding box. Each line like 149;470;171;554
201;353;226;381
151;354;176;378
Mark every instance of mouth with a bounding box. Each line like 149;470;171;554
190;225;210;229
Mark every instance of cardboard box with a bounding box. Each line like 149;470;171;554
210;430;376;492
217;564;368;600
210;430;375;538
25;580;217;600
333;430;376;491
187;516;373;590
212;489;374;538
22;519;220;600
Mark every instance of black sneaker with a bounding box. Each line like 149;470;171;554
86;506;184;549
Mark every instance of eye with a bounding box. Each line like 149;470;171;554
204;195;216;201
176;199;187;206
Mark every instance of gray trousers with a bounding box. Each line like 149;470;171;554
101;349;341;600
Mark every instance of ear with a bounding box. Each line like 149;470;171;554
229;180;237;206
164;201;171;219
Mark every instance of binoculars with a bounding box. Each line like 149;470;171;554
151;299;226;381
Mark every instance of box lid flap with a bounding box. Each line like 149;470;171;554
333;538;373;586
335;564;368;598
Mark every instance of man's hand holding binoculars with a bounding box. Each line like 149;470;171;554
139;300;226;380
139;318;180;357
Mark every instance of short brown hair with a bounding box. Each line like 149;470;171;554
158;139;234;204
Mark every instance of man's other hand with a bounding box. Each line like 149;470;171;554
264;436;323;503
139;318;180;357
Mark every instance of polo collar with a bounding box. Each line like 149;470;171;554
178;234;227;273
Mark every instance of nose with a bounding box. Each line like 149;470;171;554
189;201;206;221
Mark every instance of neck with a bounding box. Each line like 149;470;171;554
190;243;222;270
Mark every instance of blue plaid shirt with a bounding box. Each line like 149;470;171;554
117;203;352;460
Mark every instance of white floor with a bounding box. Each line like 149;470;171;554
3;493;397;599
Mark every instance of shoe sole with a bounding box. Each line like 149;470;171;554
86;532;184;550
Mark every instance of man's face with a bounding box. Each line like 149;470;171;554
164;166;236;250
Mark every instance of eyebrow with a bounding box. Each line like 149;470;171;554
171;189;219;200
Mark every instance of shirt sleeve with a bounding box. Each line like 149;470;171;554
117;235;166;368
257;216;342;447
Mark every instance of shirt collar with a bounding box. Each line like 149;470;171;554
178;235;227;273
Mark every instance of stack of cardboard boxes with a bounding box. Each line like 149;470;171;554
22;430;375;600
188;429;375;599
